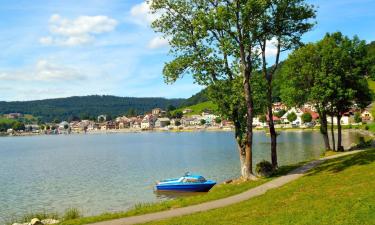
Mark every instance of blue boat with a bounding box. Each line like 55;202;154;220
155;173;216;192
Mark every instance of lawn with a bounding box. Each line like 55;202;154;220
56;164;302;225
146;149;375;225
174;101;218;116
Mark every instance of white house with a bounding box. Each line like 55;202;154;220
141;115;154;129
155;118;171;128
281;107;303;125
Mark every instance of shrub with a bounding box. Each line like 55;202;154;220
301;112;312;123
63;208;81;220
354;112;362;123
365;125;369;130
255;160;274;177
287;112;297;123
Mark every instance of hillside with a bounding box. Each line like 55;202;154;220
174;101;218;116
0;95;185;122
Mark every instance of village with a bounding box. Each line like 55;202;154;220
3;102;374;136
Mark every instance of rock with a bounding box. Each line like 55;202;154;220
223;179;233;184
41;219;60;225
12;223;29;225
30;218;43;225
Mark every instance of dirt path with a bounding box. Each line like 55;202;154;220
90;150;362;225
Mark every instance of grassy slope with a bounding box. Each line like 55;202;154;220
58;164;302;225
174;101;218;116
146;149;375;225
368;80;375;93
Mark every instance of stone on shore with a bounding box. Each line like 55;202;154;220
30;218;43;225
41;219;60;225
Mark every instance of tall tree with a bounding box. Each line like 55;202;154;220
280;43;331;150
256;0;315;168
280;32;372;151
151;0;268;179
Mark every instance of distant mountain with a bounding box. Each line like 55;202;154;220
0;95;185;122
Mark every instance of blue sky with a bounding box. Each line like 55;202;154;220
0;0;374;101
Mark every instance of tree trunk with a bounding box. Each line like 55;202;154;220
330;114;336;151
337;113;344;151
267;83;277;168
242;69;255;179
319;109;331;150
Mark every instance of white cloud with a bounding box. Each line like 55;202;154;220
40;14;118;46
265;38;279;57
0;60;85;82
130;1;159;26
148;36;169;49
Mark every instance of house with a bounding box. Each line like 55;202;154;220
101;121;117;130
141;115;155;129
281;107;303;125
58;121;70;130
301;108;319;121
152;108;162;116
361;110;373;122
272;102;287;113
181;117;197;126
6;113;23;119
201;113;217;125
25;124;40;132
170;119;181;126
155;118;171;128
183;109;193;114
97;115;107;122
253;117;266;127
116;116;131;129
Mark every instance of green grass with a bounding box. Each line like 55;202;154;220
58;163;303;225
174;101;218;116
146;149;375;225
368;79;375;94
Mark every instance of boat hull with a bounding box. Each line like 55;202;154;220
156;182;216;192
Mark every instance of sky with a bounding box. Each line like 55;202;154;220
0;0;374;101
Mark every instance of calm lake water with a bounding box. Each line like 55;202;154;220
0;130;364;220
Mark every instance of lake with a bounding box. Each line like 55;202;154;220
0;130;363;220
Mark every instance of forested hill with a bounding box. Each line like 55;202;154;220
0;95;185;122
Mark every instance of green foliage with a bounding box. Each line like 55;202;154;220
200;119;206;125
259;115;267;123
174;120;181;126
180;89;209;107
274;109;286;118
0;96;185;122
301;112;312;123
63;208;81;221
287;112;297;122
255;160;274;177
170;110;183;119
214;117;222;124
174;101;218;116
354;112;362;123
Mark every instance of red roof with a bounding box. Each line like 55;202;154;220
301;108;319;120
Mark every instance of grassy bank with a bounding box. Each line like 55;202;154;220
146;149;375;225
52;163;303;225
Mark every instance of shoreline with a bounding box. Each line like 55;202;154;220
1;126;373;138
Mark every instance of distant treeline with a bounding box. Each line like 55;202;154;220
0;95;188;122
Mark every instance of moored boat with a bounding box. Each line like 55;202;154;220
155;173;216;192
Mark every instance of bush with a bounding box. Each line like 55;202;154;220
301;112;312;123
287;112;297;123
365;125;370;130
354;112;362;123
63;208;81;220
255;160;274;177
